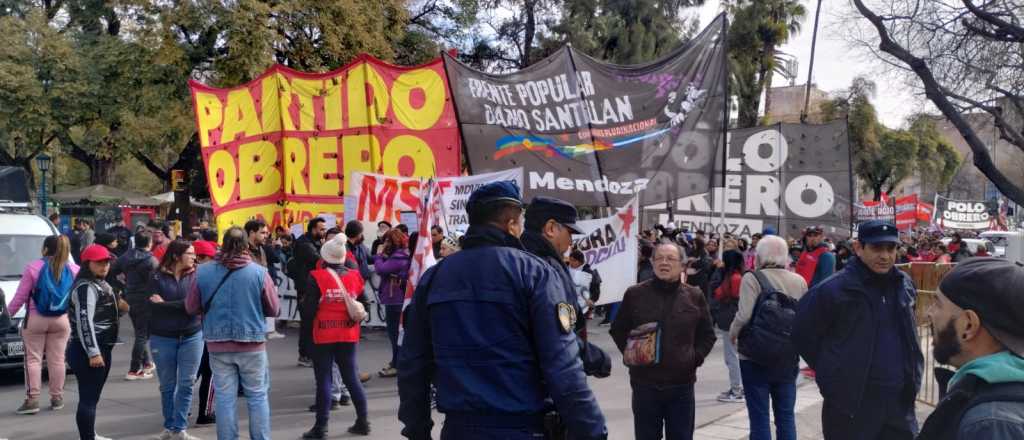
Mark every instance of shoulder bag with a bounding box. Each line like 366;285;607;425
325;268;367;322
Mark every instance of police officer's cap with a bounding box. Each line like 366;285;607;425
526;196;583;234
857;220;899;245
466;181;523;213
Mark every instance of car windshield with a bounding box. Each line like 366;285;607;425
986;236;1008;247
0;235;45;278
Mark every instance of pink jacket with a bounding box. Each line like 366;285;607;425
9;258;80;316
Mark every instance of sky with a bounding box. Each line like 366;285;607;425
695;0;921;128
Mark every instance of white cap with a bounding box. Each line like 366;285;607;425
320;234;348;265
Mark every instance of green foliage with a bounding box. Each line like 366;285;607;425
549;0;703;65
726;0;806;128
908;114;961;193
824;77;962;200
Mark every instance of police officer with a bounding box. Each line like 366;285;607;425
398;182;607;440
520;197;611;375
793;220;924;440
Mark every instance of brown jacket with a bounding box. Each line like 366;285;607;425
610;278;717;386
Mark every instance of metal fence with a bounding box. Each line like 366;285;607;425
900;263;955;407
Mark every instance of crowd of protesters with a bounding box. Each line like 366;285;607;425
4;194;1024;440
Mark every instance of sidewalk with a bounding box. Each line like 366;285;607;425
694;378;935;440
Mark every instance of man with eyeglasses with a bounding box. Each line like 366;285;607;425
793;220;924;440
610;242;716;440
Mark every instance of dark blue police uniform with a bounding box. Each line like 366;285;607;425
793;220;923;440
397;183;607;440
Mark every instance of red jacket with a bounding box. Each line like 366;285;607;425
714;270;743;302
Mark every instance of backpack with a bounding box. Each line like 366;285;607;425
32;259;74;317
737;271;799;368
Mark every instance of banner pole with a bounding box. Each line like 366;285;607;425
565;45;611;208
847;116;855;237
440;51;473;176
718;15;730;238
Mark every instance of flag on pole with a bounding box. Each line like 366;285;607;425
398;178;443;345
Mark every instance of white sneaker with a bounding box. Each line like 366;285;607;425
169;430;201;440
266;331;286;340
125;371;154;381
95;434;114;440
151;429;172;440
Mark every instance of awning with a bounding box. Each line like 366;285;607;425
51;184;164;207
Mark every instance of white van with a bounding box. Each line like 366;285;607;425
0;209;63;370
980;231;1024;263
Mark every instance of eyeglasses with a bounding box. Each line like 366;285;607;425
653;256;681;263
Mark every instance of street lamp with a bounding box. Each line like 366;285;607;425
36;153;51;216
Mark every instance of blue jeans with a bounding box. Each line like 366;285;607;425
717;328;742;392
151;333;204;432
210;351;271;440
741;360;797;440
631;382;695;440
385;304;403;367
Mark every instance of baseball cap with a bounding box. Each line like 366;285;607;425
857;220;899;245
193;240;217;258
80;244;113;262
939;257;1024;357
526;196;583;234
804;226;824;235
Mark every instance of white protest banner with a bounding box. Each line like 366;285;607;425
572;197;639;306
348;168;524;237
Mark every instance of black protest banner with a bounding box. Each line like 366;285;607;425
934;195;997;230
444;14;728;206
647;121;853;239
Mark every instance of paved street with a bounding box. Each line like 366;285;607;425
0;318;931;440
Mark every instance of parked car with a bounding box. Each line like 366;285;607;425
0;209;63;371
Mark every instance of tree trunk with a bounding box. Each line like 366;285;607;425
757;45;775;126
89;156;115;185
521;0;537;68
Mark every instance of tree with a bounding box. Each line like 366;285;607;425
822;77;962;200
907;115;961;197
0;10;80;183
457;0;557;70
850;0;1024;205
549;0;703;65
727;0;806;128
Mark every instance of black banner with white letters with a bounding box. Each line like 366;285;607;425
444;14;728;206
647;121;853;239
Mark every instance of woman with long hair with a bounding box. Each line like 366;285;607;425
68;244;127;440
302;234;370;438
372;229;410;378
146;240;203;440
711;249;747;404
9;235;78;414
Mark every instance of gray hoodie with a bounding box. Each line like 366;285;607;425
110;247;159;298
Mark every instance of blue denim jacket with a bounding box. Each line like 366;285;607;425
197;262;267;343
